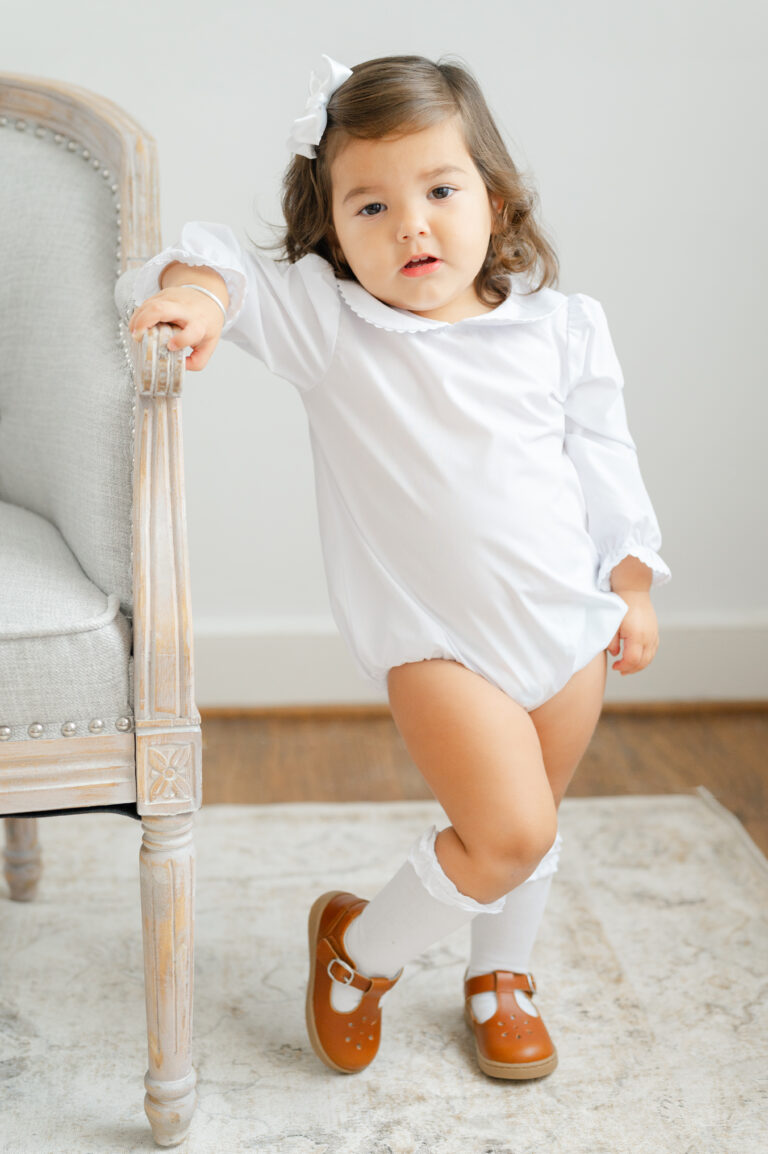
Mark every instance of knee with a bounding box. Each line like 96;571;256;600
473;807;558;895
526;817;560;877
507;810;559;879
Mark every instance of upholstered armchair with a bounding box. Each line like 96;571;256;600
0;75;201;1147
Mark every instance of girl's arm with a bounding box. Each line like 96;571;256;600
562;292;672;595
562;294;670;677
159;260;228;298
129;261;230;370
117;222;342;391
609;553;652;594
606;554;658;676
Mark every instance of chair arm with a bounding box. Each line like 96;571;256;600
130;324;202;815
134;321;186;400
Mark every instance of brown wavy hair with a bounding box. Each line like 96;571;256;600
261;54;559;303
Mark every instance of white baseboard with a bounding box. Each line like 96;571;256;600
193;618;768;707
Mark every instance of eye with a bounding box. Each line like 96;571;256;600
430;185;456;200
358;202;385;217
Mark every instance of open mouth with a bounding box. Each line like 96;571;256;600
401;255;442;277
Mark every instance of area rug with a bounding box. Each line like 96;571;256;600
1;788;766;1154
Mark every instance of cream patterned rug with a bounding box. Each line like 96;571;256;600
1;789;766;1154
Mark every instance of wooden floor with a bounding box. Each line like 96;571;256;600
200;703;768;856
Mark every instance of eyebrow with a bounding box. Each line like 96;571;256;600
341;164;468;206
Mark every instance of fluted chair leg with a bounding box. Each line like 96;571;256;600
139;813;197;1147
3;818;42;901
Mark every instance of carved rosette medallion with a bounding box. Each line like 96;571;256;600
147;743;194;802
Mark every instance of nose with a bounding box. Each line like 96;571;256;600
396;201;430;243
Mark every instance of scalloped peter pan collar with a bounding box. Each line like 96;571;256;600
335;272;566;333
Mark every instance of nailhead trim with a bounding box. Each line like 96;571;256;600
0;715;134;741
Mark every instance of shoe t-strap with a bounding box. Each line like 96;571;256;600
465;971;537;998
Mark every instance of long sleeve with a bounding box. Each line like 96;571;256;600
115;221;341;392
563;292;671;592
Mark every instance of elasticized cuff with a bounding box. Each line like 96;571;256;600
598;543;672;594
126;249;247;336
407;826;507;915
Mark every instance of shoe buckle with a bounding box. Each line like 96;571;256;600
327;957;357;986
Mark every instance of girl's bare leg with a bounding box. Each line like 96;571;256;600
459;650;607;1029
340;651;607;973
387;650;607;904
309;651;609;1068
387;659;558;905
528;650;607;809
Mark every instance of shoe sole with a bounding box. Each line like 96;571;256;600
305;890;359;1074
464;1005;558;1080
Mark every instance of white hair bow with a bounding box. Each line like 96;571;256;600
287;54;353;159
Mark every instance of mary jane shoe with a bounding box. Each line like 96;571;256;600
464;970;558;1080
306;890;401;1074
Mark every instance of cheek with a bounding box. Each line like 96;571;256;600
341;229;381;273
474;204;494;242
473;218;494;259
454;216;490;262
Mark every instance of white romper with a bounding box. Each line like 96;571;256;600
122;222;672;712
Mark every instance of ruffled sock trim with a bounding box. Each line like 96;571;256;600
407;826;507;915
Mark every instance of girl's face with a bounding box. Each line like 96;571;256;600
330;117;502;323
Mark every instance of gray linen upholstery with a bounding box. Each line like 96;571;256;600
0;501;132;741
0;125;134;616
0;122;135;743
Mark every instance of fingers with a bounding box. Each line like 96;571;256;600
127;318;218;371
128;293;222;371
129;296;192;339
608;595;660;677
129;289;223;345
612;635;643;674
611;634;659;675
166;318;208;351
131;314;207;355
131;314;205;348
183;335;219;371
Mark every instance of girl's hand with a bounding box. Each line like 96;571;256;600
128;286;225;371
606;591;659;675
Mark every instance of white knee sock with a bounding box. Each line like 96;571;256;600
330;825;505;1013
466;830;562;1023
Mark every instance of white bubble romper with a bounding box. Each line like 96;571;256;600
121;222;671;711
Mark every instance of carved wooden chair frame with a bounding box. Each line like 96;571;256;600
0;73;201;1148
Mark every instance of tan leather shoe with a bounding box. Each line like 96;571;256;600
305;890;401;1074
465;971;558;1080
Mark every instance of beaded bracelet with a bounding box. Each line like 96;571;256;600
177;283;228;323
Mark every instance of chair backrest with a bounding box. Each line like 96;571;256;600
0;76;160;617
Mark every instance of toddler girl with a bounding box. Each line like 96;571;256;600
123;53;671;1081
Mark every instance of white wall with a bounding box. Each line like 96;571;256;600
5;0;766;704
